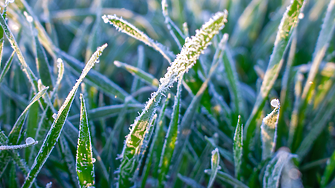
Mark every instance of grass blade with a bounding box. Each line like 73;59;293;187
233;115;243;179
321;150;335;187
205;170;248;188
102;14;175;64
261;99;280;160
117;12;227;187
0;51;15;85
178;174;205;188
263;149;297;188
21;44;107;188
244;0;305;158
208;148;221;188
76;94;95;188
158;78;183;187
114;60;159;87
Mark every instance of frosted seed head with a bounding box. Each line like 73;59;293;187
25;137;36;145
270;99;280;108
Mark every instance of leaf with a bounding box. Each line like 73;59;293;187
141;95;171;188
0;51;15;85
244;0;305;159
205;170;248;188
76;94;95;188
117;12;227;188
261;99;280;160
321;136;335;187
102;14;175;64
233;115;243;178
208;148;221;188
21;44;107;188
158;78;182;187
114;60;159;87
263;149;297;188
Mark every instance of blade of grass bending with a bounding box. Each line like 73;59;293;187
114;60;159;87
141;95;171;188
263;149;297;188
76;94;95;188
102;14;175;64
7;87;48;145
321;150;335;188
293;0;335;152
21;44;107;188
261;99;280;160
59;136;79;188
29;19;54;90
178;174;205;188
0;51;15;85
117;12;227;188
208;148;221;188
158;78;183;187
205;170;248;188
0;12;39;93
55;49;132;103
244;0;305;158
233;115;243;179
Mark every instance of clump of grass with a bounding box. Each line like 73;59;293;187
0;0;335;188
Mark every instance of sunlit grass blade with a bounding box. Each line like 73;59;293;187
207;148;220;188
76;94;95;188
117;11;227;187
158;78;182;187
102;14;175;63
321;150;335;188
7;87;48;145
141;95;170;188
244;0;305;158
293;0;335;152
21;44;107;188
178;174;205;188
205;170;248;188
114;60;159;87
233;115;243;179
261;99;280;160
263;149;297;188
0;51;15;85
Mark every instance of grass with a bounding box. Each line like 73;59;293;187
0;0;335;188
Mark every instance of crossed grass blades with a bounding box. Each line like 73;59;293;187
0;0;335;188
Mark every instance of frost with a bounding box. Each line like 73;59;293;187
270;99;280;108
23;11;33;23
25;137;36;145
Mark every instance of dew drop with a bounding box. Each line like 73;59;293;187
26;137;36;145
92;158;96;163
270;99;280;108
52;113;57;119
298;13;304;19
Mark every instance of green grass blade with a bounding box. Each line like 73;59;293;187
114;60;159;87
158;78;182;187
244;0;305;157
293;0;335;152
21;44;107;188
261;99;280;160
9;162;19;188
208;148;220;188
117;12;227;187
321;150;335;188
102;14;175;64
205;170;248;188
0;51;15;85
263;150;297;188
233;115;243;179
141;95;171;188
7;87;48;145
31;21;54;90
76;94;95;188
25;100;39;165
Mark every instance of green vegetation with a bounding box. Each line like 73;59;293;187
0;0;335;188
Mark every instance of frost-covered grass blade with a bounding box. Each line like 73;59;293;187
207;148;220;188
